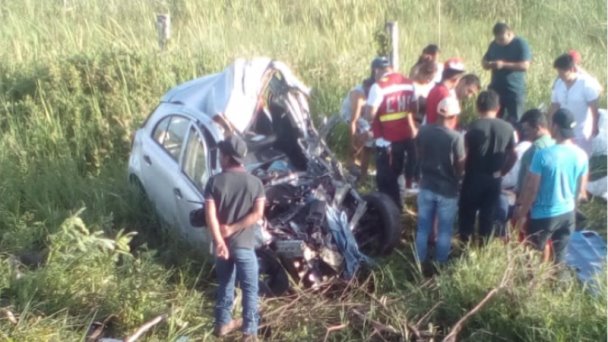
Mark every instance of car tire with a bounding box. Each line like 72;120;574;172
355;191;402;256
256;248;290;297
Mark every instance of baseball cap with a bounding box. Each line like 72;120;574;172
552;108;576;139
444;58;466;73
437;96;461;117
371;56;390;70
218;135;248;164
567;49;581;65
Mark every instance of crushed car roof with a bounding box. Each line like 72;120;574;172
161;58;311;133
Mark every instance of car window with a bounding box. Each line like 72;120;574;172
152;115;190;161
182;125;208;190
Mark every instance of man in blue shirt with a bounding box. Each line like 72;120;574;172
482;22;531;126
514;109;589;263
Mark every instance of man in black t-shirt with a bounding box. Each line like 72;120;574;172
204;135;265;341
459;90;516;242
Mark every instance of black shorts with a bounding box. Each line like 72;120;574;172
528;211;575;263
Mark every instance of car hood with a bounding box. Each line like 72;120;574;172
161;58;311;133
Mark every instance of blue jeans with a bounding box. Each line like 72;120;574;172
416;188;458;263
493;191;512;237
215;248;259;335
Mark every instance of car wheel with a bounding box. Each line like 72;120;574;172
354;191;402;256
256;248;290;297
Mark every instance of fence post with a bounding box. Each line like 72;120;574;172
385;21;399;71
156;13;171;50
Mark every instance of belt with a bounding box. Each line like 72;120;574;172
379;112;408;122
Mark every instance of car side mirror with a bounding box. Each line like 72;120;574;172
190;207;206;227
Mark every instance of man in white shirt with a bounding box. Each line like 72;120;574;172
548;53;601;156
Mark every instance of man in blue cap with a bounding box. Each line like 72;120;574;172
363;56;418;207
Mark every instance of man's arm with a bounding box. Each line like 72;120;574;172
481;46;494;70
349;90;366;136
501;133;518;176
361;104;374;122
513;171;540;223
407;108;418;137
455;157;466;179
454;135;466;178
220;197;265;237
205;199;229;259
496;60;530;71
501;149;517;176
578;172;589;202
363;83;382;122
482;57;494;70
547;102;560;121
588;99;600;137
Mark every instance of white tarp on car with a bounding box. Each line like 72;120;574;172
161;58;310;133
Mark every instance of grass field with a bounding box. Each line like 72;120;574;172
0;0;606;340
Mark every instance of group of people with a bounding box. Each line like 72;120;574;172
202;21;600;340
342;22;600;267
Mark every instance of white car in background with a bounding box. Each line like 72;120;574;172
128;58;402;295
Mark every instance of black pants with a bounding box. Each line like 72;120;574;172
528;211;575;263
493;89;525;127
375;139;416;207
458;174;502;242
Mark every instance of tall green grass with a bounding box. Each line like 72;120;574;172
0;0;605;340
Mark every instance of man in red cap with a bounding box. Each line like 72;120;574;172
425;58;467;126
548;53;601;156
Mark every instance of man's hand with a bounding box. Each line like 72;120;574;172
592;124;600;137
220;224;234;238
494;60;504;70
354;131;370;147
215;239;230;260
578;191;589;203
411;126;419;138
512;205;526;226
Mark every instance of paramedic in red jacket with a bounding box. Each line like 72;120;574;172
363;56;417;207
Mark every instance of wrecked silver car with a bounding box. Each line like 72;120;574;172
128;58;402;295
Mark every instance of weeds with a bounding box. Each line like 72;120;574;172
0;0;605;340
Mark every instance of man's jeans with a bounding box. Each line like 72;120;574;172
415;188;458;263
215;248;259;335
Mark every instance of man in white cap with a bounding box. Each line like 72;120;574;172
415;96;465;265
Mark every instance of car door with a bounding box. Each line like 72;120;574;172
171;122;215;252
140;113;191;229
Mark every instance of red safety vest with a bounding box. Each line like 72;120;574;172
371;72;416;142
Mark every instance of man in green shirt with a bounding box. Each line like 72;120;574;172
517;109;555;194
482;22;532;126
